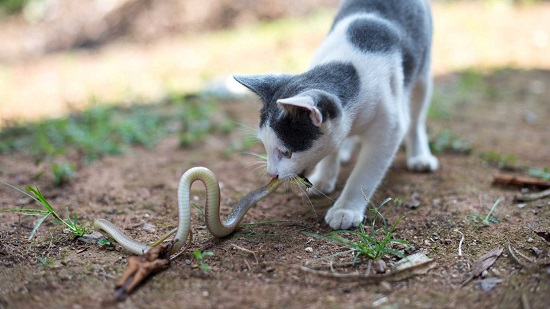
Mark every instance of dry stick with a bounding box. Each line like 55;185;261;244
493;174;550;189
308;260;366;270
506;244;535;269
515;188;550;202
521;293;531;309
455;229;464;256
261;258;434;283
231;244;259;264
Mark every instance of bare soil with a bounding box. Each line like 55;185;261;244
0;68;549;309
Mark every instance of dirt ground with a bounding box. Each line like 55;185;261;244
1;1;550;308
0;67;549;309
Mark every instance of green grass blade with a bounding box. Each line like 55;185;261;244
29;214;51;240
0;180;43;205
0;208;50;216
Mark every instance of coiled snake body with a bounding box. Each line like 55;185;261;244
93;167;285;255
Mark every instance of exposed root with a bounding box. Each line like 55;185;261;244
114;243;173;301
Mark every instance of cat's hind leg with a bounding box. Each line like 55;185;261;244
406;68;439;172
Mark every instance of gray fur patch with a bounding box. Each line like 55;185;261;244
347;18;399;53
332;0;432;86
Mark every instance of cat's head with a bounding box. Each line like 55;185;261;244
234;64;356;180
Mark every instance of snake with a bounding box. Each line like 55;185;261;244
93;166;310;256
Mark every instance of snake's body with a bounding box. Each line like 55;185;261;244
94;167;284;255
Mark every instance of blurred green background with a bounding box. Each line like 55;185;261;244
0;0;548;184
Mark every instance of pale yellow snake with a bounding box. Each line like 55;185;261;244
93;167;298;256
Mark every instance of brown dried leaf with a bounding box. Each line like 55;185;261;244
461;248;503;287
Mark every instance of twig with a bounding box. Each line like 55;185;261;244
366;259;372;276
307;260;363;270
261;257;434;283
506;244;535;269
521;293;531;309
243;259;252;271
493;174;550;189
515;188;550;202
455;229;464;256
231;244;259;264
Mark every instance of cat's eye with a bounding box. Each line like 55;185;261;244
283;150;292;159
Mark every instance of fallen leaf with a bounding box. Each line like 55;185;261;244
461;248;503;287
393;252;433;273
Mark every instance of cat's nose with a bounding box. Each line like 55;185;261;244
268;173;278;179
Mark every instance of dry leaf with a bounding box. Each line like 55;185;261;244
461;248;503;287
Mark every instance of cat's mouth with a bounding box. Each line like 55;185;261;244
276;170;312;188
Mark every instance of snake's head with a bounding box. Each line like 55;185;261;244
293;175;313;189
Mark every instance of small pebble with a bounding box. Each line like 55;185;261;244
481;270;489;278
372;296;388;307
531;247;542;256
523;110;539;124
77;232;104;244
516;204;526;209
142;223;157;233
380;281;392;292
373;260;387;274
527;237;534;243
305;247;313;253
143;213;150;218
478;278;503;291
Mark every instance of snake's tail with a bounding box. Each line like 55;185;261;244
169;229;193;260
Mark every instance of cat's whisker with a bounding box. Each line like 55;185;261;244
235;122;259;135
289;175;318;219
307;185;335;202
241;151;267;161
250;165;268;177
244;160;266;169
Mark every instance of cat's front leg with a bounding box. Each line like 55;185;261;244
308;152;340;195
325;119;405;230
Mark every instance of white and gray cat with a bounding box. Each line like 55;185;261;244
234;0;438;230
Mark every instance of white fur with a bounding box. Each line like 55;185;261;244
261;13;438;230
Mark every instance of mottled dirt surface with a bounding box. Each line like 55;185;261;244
0;68;549;309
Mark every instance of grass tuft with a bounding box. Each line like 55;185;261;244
0;181;90;239
466;198;501;227
306;197;408;264
0;95;229;185
193;249;214;272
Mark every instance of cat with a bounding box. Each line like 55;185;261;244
233;0;438;230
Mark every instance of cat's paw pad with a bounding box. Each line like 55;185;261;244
407;155;439;172
325;208;364;230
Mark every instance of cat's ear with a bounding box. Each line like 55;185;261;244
277;96;323;126
233;74;292;103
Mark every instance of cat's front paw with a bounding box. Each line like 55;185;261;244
407;154;439;172
325;207;364;230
